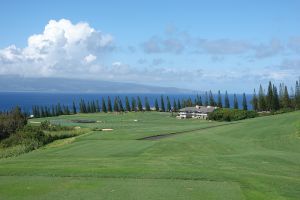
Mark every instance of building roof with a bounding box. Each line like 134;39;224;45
179;106;216;114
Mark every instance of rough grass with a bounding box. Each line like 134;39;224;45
0;111;299;199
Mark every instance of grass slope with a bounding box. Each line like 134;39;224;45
0;112;299;199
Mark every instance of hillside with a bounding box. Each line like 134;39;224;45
0;111;299;199
0;75;191;93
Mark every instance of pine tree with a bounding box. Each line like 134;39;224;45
173;99;177;112
199;96;203;106
224;91;230;108
266;81;274;111
196;94;201;105
131;97;137;111
258;85;266;111
125;96;131;112
102;97;107;113
252;89;258;111
166;96;171;111
282;86;291;108
79;100;83;113
107;96;112;112
95;100;100;112
118;97;124;112
187;97;193;107
72;101;77;114
160;95;165;112
137;96;143;111
242;93;248;110
204;92;209;106
217;90;222;108
91;101;96;113
182;99;186;108
279;83;285;108
208;91;216;106
113;97;119;112
177;99;181;109
51;105;56;116
145;97;150;111
273;85;280;111
295;80;300;110
87;102;91;113
233;94;239;109
57;103;63;115
155;99;159;111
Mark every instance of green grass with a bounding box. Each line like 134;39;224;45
0;111;299;199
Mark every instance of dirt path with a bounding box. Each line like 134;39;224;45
137;123;238;140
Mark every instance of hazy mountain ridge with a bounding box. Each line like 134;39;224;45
0;75;192;94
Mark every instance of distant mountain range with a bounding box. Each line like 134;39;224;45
0;75;193;94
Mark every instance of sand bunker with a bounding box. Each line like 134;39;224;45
102;129;114;131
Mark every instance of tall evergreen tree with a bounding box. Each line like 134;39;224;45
252;89;258;111
125;96;131;112
95;100;100;112
196;94;201;105
242;93;248;110
187;97;193;107
295;80;300;110
173;99;177;112
113;97;119;112
118;97;124;112
233;94;239;109
266;81;274;111
107;96;112;112
72;101;77;114
279;83;285;108
217;90;222;108
87;102;91;113
273;85;280;111
131;97;137;111
199;96;203;106
102;97;107;113
145;97;150;111
208;90;216;106
155;98;159;111
258;85;266;111
224;91;230;108
166;96;171;111
282;86;291;108
51;105;56;116
204;92;209;106
57;103;63;115
160;95;165;112
137;96;143;111
177;99;181;109
182;99;186;108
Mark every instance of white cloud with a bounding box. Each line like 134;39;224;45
0;19;113;77
84;54;97;63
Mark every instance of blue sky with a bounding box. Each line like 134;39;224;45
0;0;299;92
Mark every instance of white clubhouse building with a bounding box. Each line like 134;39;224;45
177;105;216;119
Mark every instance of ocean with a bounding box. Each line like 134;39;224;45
0;92;253;112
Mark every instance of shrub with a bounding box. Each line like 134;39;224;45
208;108;258;122
0;107;27;140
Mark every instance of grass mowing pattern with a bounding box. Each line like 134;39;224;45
0;112;299;199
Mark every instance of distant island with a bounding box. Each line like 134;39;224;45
0;75;194;94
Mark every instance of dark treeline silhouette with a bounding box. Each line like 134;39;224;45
28;79;300;118
251;79;300;112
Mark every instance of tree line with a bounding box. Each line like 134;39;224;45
251;80;300;112
30;92;246;118
29;79;300;118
